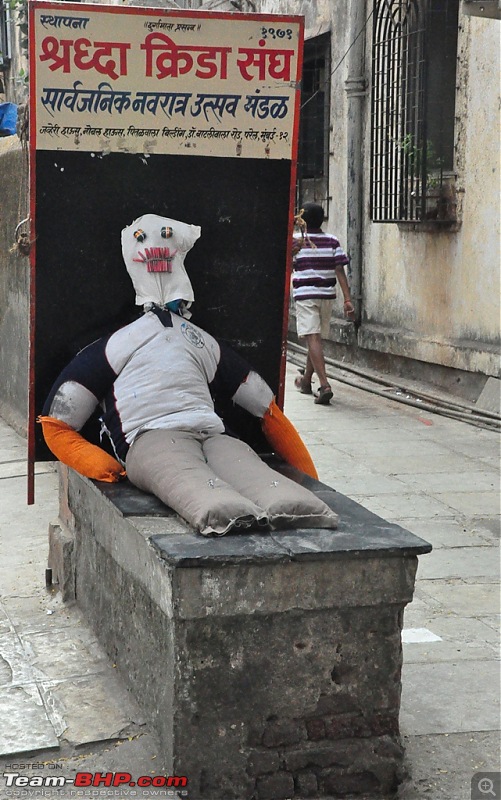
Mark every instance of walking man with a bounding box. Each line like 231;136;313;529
292;202;355;404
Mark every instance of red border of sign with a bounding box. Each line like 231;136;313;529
27;2;304;501
280;15;304;410
28;1;38;504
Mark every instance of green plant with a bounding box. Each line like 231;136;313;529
424;140;445;189
397;134;445;190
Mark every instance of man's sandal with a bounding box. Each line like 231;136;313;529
314;385;333;405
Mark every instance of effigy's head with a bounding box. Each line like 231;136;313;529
121;213;201;308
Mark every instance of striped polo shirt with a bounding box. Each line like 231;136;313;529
292;229;349;301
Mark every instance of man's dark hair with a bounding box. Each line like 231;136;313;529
301;202;325;229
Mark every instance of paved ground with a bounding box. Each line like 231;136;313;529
0;361;499;800
284;362;500;800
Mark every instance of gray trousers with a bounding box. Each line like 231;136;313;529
126;429;338;536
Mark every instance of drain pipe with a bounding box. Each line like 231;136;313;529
344;0;369;326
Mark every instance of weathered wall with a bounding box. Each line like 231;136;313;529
0;136;29;434
206;0;354;325
229;0;351;240
361;13;500;376
218;0;500;380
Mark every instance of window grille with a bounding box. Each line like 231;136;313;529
297;33;331;210
370;0;459;223
0;1;11;68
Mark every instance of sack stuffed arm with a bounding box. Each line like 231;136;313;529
213;341;317;479
39;342;126;483
232;370;318;480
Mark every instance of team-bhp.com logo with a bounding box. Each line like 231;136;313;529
3;771;188;791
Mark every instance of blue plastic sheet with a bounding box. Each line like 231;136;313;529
0;102;18;136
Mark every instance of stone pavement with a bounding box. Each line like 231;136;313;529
284;362;500;800
0;431;176;797
0;361;499;800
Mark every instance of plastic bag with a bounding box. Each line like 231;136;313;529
0;102;18;136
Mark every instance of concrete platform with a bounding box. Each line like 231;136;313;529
50;458;431;800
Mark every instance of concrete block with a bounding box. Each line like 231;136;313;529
295;770;318;796
399;731;501;799
417;545;500;580
39;672;146;745
0;684;59;756
401;660;501;735
22;626;118;682
476;377;501;414
48;522;75;602
256;772;295;799
418;580;501;616
432;491;501;516
56;466;430;798
402;615;499;663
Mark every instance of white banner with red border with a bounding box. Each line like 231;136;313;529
30;2;303;159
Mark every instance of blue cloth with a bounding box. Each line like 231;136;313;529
0;103;17;136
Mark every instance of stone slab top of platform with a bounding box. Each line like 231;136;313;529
93;459;432;568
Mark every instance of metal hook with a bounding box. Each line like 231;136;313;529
15;217;30;241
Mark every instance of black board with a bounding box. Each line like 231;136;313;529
33;150;292;460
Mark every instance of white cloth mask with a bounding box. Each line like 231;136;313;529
121;213;201;307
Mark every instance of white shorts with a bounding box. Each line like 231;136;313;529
295;298;334;338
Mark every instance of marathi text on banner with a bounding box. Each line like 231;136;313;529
32;4;302;158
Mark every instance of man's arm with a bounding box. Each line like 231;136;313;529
335;264;356;321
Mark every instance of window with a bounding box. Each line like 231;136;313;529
0;1;11;68
370;0;459;223
297;33;331;210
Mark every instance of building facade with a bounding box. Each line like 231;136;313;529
204;0;500;395
0;0;499;433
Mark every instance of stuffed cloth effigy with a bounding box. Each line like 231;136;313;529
40;214;338;536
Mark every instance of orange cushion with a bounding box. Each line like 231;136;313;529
261;401;318;480
39;416;126;483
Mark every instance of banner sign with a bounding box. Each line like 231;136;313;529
30;2;303;159
28;3;303;502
